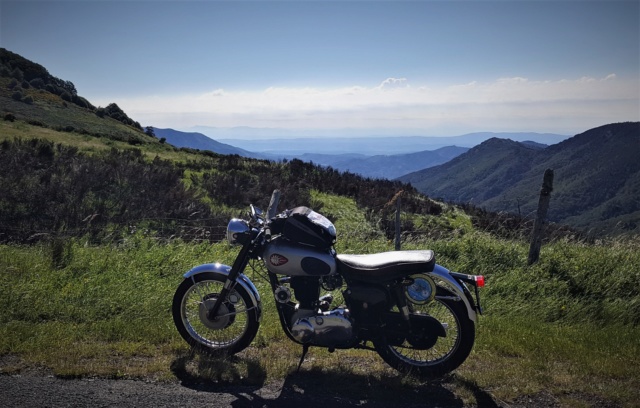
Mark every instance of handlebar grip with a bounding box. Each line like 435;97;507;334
264;227;272;241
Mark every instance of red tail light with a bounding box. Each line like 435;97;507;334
474;275;485;288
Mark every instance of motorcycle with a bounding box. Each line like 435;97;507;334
172;192;485;378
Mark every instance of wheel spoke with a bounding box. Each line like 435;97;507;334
181;280;249;348
390;298;461;366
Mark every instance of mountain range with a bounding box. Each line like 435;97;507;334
2;47;637;236
214;132;568;155
156;127;588;180
398;122;640;236
152;128;263;158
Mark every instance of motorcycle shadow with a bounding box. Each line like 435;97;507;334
170;351;500;408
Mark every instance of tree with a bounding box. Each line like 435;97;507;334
144;126;156;138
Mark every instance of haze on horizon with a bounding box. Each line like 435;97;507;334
1;0;638;138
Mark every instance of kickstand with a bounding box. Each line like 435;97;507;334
296;344;310;372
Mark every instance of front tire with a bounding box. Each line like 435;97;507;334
172;273;260;356
374;287;475;378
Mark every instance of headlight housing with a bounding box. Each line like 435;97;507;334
227;219;250;245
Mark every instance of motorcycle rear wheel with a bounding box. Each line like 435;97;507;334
374;287;475;378
172;272;260;356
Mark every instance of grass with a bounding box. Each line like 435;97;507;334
1;193;639;407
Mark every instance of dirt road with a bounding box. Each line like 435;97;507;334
0;371;579;408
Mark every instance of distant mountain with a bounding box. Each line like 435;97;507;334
283;153;370;168
152;128;262;158
152;128;468;180
327;146;469;179
399;122;640;235
213;132;568;155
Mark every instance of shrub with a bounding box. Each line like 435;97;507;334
3;113;16;122
11;90;23;101
30;78;45;89
23;96;34;105
144;126;155;138
11;67;24;81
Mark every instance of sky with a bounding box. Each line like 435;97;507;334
1;0;638;138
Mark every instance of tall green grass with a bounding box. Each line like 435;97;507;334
1;192;639;406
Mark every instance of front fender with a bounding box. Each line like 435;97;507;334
429;264;477;323
183;263;261;316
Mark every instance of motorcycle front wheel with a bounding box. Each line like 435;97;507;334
172;272;260;356
373;287;475;378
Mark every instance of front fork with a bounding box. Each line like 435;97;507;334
206;241;254;320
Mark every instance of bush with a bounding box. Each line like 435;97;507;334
30;78;45;89
0;65;10;77
23;96;33;105
3;113;16;122
11;90;23;101
11;67;24;81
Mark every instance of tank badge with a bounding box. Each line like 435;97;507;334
270;254;289;266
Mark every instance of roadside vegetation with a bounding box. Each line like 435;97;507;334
1;48;638;406
1;191;638;407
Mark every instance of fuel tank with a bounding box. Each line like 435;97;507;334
263;237;337;276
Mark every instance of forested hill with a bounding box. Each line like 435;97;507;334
399;122;640;236
1;49;448;243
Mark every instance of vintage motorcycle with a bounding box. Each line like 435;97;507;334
172;193;485;378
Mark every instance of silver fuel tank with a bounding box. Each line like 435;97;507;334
263;237;337;276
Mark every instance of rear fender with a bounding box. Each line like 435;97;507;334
183;263;262;319
428;264;477;323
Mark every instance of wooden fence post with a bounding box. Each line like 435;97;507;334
528;169;554;265
395;193;402;251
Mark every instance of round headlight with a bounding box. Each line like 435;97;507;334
226;219;250;245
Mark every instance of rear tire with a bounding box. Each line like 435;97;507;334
172;273;260;356
374;287;475;378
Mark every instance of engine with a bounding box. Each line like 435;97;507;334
290;308;354;349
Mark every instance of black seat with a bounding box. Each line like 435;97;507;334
336;250;435;282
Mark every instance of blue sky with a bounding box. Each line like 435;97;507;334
1;0;638;137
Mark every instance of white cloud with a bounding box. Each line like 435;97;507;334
104;74;639;136
378;77;409;89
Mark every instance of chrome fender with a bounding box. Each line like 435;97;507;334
429;264;477;323
183;263;262;320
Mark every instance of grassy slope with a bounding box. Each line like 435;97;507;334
1;191;638;407
1;83;639;406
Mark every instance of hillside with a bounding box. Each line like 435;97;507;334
152;127;262;158
0;48;156;146
328;146;469;179
399;122;640;236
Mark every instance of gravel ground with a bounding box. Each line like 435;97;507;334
0;355;620;408
0;371;590;408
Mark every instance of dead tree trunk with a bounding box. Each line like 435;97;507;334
528;169;554;265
